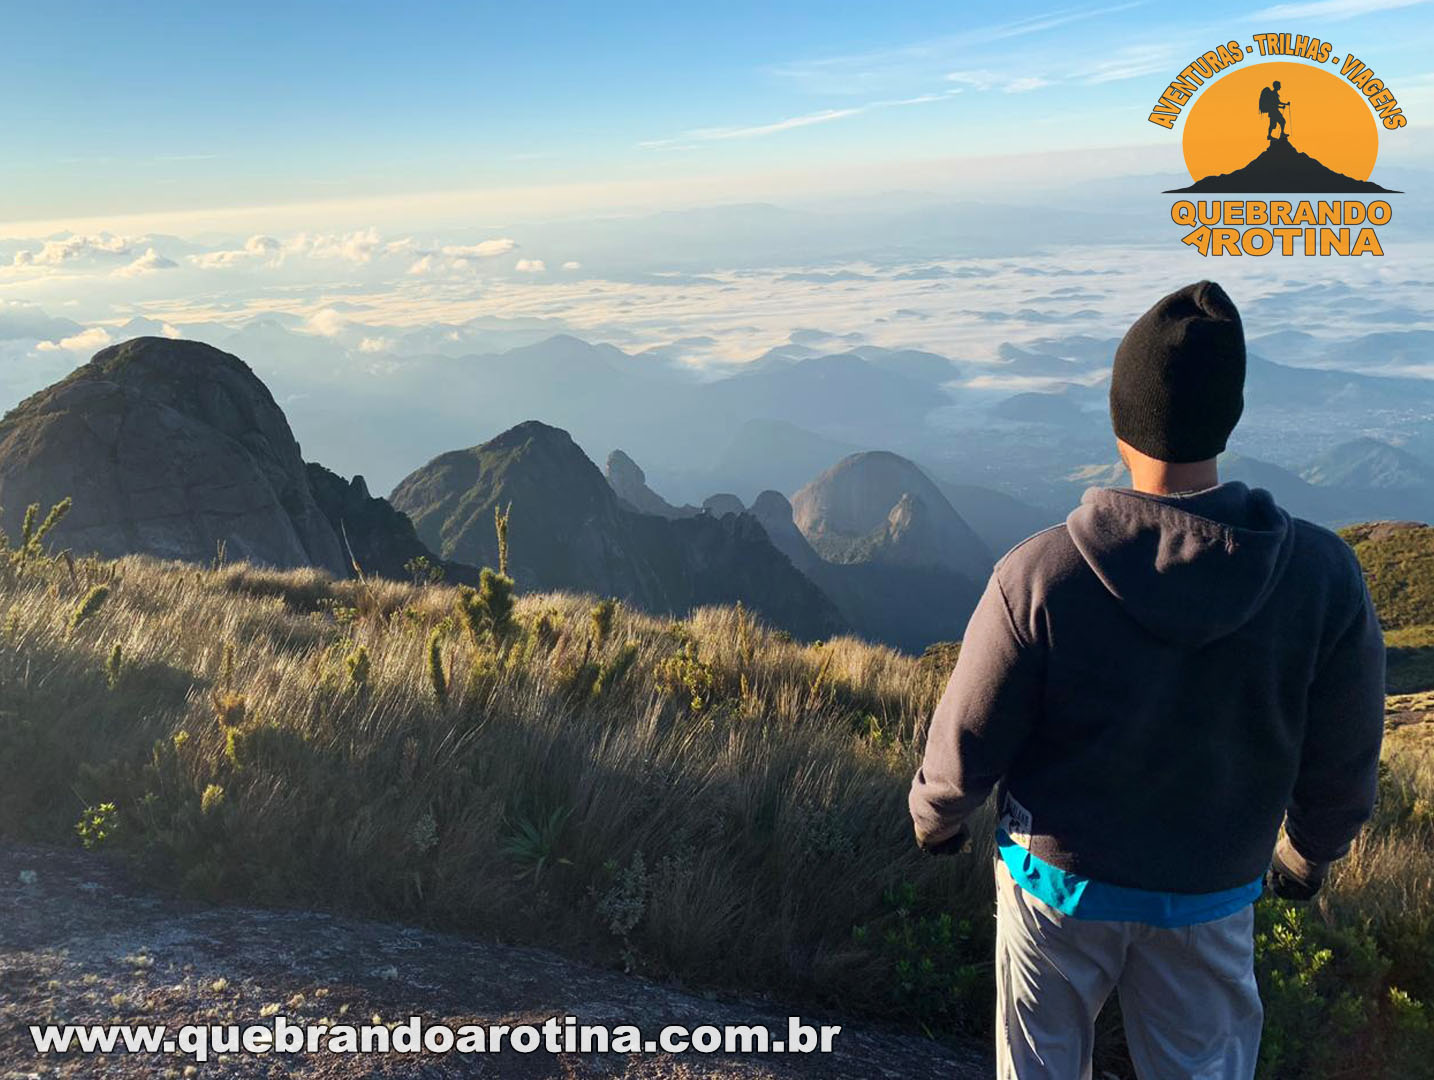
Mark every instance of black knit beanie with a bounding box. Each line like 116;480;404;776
1110;281;1245;463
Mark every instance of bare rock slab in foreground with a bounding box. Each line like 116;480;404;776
0;845;988;1079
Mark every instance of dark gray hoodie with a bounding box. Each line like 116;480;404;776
910;482;1385;893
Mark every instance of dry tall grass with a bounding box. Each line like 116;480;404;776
0;552;991;1022
2;549;1432;1074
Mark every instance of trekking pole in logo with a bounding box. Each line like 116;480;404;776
1259;81;1290;141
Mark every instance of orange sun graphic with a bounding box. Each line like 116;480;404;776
1182;60;1379;183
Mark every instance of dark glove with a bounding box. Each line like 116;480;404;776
1266;836;1328;902
917;824;970;857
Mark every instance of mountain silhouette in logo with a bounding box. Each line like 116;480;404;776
1165;136;1399;194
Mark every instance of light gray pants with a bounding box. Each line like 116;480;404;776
995;860;1262;1079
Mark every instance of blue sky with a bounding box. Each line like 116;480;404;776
4;0;1432;229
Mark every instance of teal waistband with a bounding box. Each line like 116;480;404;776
996;830;1263;928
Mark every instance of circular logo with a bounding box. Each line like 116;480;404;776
1173;60;1387;192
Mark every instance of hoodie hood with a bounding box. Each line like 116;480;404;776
1066;481;1294;647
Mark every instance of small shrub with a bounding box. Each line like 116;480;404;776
657;639;714;712
591;598;617;648
76;802;119;849
853;880;989;1035
200;784;225;815
1254;899;1385;1078
345;645;371;689
411;808;439;856
403;555;445;586
457;569;516;646
596;851;649;969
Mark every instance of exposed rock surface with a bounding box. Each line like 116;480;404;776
306;463;477;585
751;490;983;654
702;494;746;518
605;450;697;518
0;337;462;585
0;337;347;573
0;842;989;1079
791;451;991;580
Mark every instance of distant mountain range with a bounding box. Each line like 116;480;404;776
6;335;1434;653
388;422;843;641
123;320;1434;527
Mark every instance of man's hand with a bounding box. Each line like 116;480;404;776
1266;835;1328;902
916;823;970;857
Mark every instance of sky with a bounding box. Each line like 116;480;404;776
5;0;1433;232
2;0;1433;491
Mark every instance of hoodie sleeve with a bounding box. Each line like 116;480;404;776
909;566;1044;846
1285;571;1386;865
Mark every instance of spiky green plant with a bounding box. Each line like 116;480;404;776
35;498;71;544
500;807;571;883
494;503;512;577
18;504;37;551
68;585;110;635
210;641;245;727
457;570;515;646
105;643;124;690
426;628;447;704
13;498;72;571
593;641;639;698
479;568;514;641
217;641;236;692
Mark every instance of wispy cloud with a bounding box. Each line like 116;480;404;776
946;70;1050;93
1068;44;1177;85
688;107;865;141
771;3;1141;89
640;91;960;149
1248;0;1427;19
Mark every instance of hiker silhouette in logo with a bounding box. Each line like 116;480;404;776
1259;81;1289;140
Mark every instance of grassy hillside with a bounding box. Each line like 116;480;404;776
2;532;1433;1075
1343;522;1434;694
1343;522;1434;631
